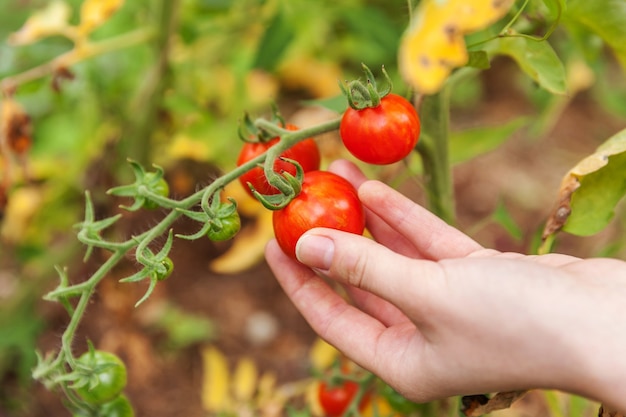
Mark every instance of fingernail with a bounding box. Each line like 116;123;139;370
296;234;334;270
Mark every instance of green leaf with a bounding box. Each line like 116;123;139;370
466;50;491;70
252;8;294;71
565;0;626;71
301;95;348;114
492;200;523;241
494;36;567;94
564;150;626;236
449;117;528;164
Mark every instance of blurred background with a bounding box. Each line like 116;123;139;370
1;1;625;416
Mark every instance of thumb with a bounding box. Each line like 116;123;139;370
295;228;443;309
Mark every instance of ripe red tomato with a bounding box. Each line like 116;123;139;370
339;93;420;165
237;124;321;197
272;171;365;260
318;380;360;417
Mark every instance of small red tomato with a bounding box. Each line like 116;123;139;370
318;380;360;417
272;170;365;260
237;124;321;197
339;93;420;165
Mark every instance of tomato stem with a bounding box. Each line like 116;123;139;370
416;88;456;225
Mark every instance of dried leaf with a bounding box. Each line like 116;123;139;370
461;390;527;416
209;204;274;274
309;338;339;371
233;357;258;402
0;186;43;243
79;0;125;34
8;0;72;45
201;346;231;412
399;0;514;94
543;128;626;239
599;404;626;417
1;98;32;155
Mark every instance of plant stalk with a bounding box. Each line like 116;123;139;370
416;88;456;225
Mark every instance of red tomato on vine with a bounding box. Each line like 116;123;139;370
237;124;321;197
318;379;372;417
339;93;420;165
272;170;365;260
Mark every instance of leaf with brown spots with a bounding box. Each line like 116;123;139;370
461;390;527;416
399;0;515;94
543;128;626;240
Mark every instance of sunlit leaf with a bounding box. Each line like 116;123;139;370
201;346;231;412
278;54;343;98
253;8;294;72
449;117;528;164
79;0;125;34
565;0;626;71
543;128;626;238
399;0;515;94
492;36;566;94
8;0;71;45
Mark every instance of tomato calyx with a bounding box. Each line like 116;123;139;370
69;344;128;406
177;191;242;241
250;157;304;210
118;229;175;307
340;64;393;111
107;159;171;211
238;104;289;144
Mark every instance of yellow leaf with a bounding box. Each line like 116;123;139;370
8;0;72;45
166;134;212;162
79;0;125;34
0;186;44;243
362;396;401;417
399;0;515;94
201;346;231;412
278;54;343;98
233;357;258;402
306;380;324;417
256;371;278;406
309;338;339;371
209;205;274;274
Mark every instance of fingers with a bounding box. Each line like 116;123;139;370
327;159;482;260
326;159;369;189
358;181;483;260
295;228;445;321
265;239;412;366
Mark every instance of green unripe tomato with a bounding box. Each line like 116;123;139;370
73;394;135;417
207;211;241;241
156;257;174;281
143;173;169;210
75;350;128;405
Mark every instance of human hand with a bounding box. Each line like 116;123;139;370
265;160;626;411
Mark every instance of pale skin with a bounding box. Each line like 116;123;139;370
265;159;626;412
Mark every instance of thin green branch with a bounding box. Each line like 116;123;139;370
416;88;456;225
37;114;343;392
0;27;155;92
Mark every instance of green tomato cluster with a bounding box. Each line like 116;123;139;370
72;350;134;417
